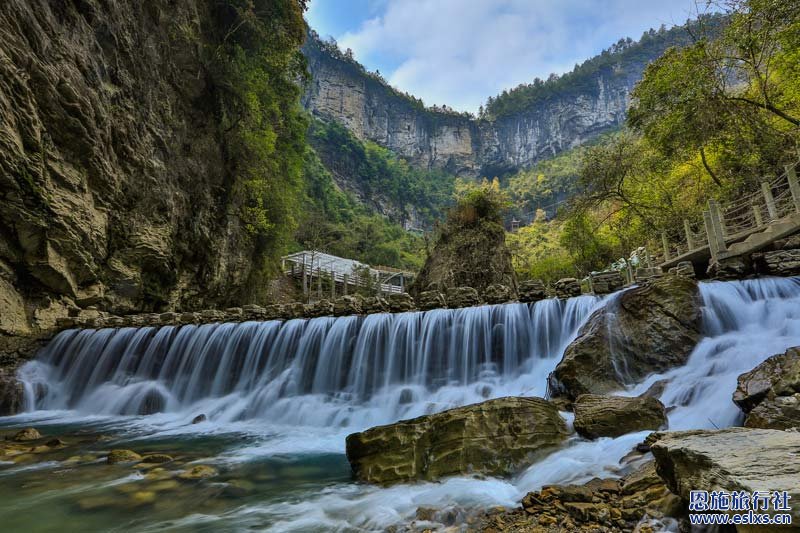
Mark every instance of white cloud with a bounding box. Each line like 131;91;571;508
334;0;702;113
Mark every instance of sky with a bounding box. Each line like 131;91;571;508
306;0;710;113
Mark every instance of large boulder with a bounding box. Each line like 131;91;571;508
550;275;702;399
345;397;567;485
650;428;800;524
572;394;667;439
733;346;800;429
409;206;517;297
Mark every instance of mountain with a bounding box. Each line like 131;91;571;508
301;16;723;178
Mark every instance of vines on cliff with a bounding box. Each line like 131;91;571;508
204;0;309;290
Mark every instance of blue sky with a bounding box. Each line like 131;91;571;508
306;0;710;113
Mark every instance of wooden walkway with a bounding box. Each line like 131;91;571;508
645;161;800;271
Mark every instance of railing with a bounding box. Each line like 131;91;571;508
643;160;800;266
282;254;408;297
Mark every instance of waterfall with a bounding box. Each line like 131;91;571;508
18;296;601;430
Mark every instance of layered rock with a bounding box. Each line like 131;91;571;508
590;271;625;295
550;275;702;399
416;290;446;310
446;287;482;309
345;397;567;485
554;278;582;298
756;249;800;277
650;428;800;523
573;394;667;439
734;346;800;429
483;284;513;305
0;0;283;336
478;460;681;532
302;30;675;177
518;279;547;303
412;218;517;297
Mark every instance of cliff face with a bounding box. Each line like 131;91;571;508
0;0;262;334
302;39;480;176
302;34;666;177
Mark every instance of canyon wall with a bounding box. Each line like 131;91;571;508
302;33;672;177
0;0;266;335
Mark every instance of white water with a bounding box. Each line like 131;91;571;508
8;277;800;531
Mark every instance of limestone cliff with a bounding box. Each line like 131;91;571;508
302;25;699;177
0;0;296;335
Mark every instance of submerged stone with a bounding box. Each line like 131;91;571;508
107;449;142;464
178;465;218;480
140;453;173;464
12;427;41;442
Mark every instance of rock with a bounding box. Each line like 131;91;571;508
673;261;695;278
733;346;800;429
573;394;667;439
590;271;625;295
483;284;513;304
333;295;363;316
107;449;142;464
774;234;800;250
0;368;24;416
650;428;800;523
262;304;284;320
386;293;415;313
409;210;517;297
550;275;702;399
305;299;333;318
158;312;177;325
361;296;389;314
178;464;218;480
243;304;267;320
285;302;306;319
745;394;800;430
485;460;678;532
345;396;567;485
518;279;547;303
445;286;481;308
554;278;581;298
11;427;41;441
416;290;446;311
179;312;199;325
706;256;749;280
46;438;66;447
191;414;207;424
130;491;157;505
199;309;225;322
140;454;173;464
756;249;800;277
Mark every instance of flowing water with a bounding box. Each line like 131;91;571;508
1;278;799;532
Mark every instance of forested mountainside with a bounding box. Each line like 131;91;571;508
302;17;722;178
0;0;308;333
